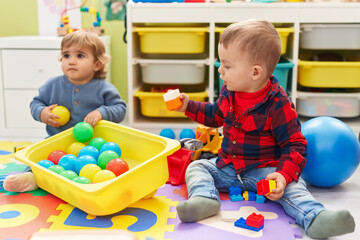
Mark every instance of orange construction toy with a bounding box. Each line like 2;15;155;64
190;125;223;160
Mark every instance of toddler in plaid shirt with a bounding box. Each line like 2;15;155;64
174;19;355;239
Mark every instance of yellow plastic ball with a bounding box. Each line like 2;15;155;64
51;106;70;126
93;170;116;183
79;164;101;182
67;142;86;156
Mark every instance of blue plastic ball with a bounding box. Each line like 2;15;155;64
160;128;176;139
78;146;100;159
75;155;97;174
58;154;77;172
37;159;54;169
179;128;195;139
301;116;360;187
100;142;121;157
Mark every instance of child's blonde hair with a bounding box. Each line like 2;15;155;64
60;30;110;79
219;19;281;78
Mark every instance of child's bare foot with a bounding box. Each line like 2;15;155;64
3;172;38;192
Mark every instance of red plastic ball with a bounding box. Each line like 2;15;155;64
106;158;129;176
47;150;67;165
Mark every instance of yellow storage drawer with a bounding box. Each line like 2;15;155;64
133;27;208;54
298;60;360;88
14;120;180;216
215;27;293;55
134;89;208;118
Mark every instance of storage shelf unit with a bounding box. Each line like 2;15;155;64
126;2;360;135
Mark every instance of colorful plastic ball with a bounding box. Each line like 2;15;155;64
47;150;67;165
51;106;70;126
75;155;97;174
73;122;93;143
160;128;175;139
106;158;129;176
58;154;77;172
48;165;65;174
93;170;116;183
97;150;119;169
59;170;78;180
100;142;121;157
37;160;54;169
89;137;107;151
67;142;86;156
302;116;360;187
79;164;101;182
179;128;195;139
72;176;91;184
78;146;100;160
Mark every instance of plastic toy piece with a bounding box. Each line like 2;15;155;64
234;217;264;232
248;191;256;201
246;213;265;228
229;194;244;201
256;194;266;204
257;179;277;196
167;148;193;186
229;186;241;196
163;89;182;111
243;191;249;201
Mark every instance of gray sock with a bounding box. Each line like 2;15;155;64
176;196;220;223
307;210;355;239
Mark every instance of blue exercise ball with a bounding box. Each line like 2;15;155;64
160;128;176;139
179;128;195;139
301;116;360;187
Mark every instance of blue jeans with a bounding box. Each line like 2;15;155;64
185;157;326;232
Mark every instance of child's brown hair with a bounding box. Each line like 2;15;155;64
219;19;281;78
60;30;110;79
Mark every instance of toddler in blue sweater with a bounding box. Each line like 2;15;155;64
4;29;126;192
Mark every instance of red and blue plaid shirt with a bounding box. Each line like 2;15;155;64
185;76;307;183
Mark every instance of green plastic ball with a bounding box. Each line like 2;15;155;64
48;165;65;174
73;122;93;143
89;137;107;151
72;176;91;184
59;170;78;180
97;150;119;169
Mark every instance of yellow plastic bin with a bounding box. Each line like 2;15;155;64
133;27;208;54
298;60;360;88
134;89;208;118
14;120;180;216
215;27;293;55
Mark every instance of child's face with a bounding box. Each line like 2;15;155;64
61;44;101;85
218;43;257;92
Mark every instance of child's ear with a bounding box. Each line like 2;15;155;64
252;65;264;80
94;60;102;72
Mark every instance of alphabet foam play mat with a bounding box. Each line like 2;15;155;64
0;141;302;240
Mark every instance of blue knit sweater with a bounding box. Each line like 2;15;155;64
30;75;127;136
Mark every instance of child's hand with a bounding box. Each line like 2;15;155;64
265;172;286;201
176;93;190;113
40;104;61;128
84;110;102;127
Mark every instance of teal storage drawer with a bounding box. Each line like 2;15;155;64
215;58;294;92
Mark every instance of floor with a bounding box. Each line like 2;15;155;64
1;134;360;240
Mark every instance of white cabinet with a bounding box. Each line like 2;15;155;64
0;35;110;139
126;2;360;135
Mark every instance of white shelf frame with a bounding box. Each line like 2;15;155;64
126;2;360;134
